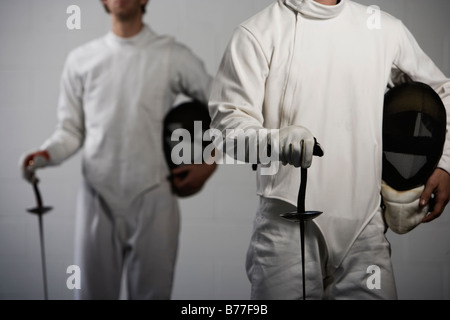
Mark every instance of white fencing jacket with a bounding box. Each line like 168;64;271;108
41;24;212;212
209;0;450;268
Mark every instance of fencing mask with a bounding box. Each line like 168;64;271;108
381;81;447;234
163;99;211;170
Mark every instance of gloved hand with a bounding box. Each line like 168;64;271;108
19;150;50;184
381;180;429;234
277;125;319;168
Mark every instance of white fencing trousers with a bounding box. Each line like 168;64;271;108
246;196;398;300
73;178;180;300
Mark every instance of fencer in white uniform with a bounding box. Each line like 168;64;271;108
19;13;213;299
209;0;450;299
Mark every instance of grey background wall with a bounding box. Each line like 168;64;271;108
0;0;449;300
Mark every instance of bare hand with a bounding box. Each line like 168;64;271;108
169;163;217;197
420;168;450;223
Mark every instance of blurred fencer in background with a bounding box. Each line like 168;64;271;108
18;0;217;300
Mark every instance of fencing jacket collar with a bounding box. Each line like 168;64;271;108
105;24;156;49
284;0;346;19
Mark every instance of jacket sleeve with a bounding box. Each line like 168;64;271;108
208;26;271;163
40;52;85;165
392;20;450;174
170;42;213;106
209;26;269;133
